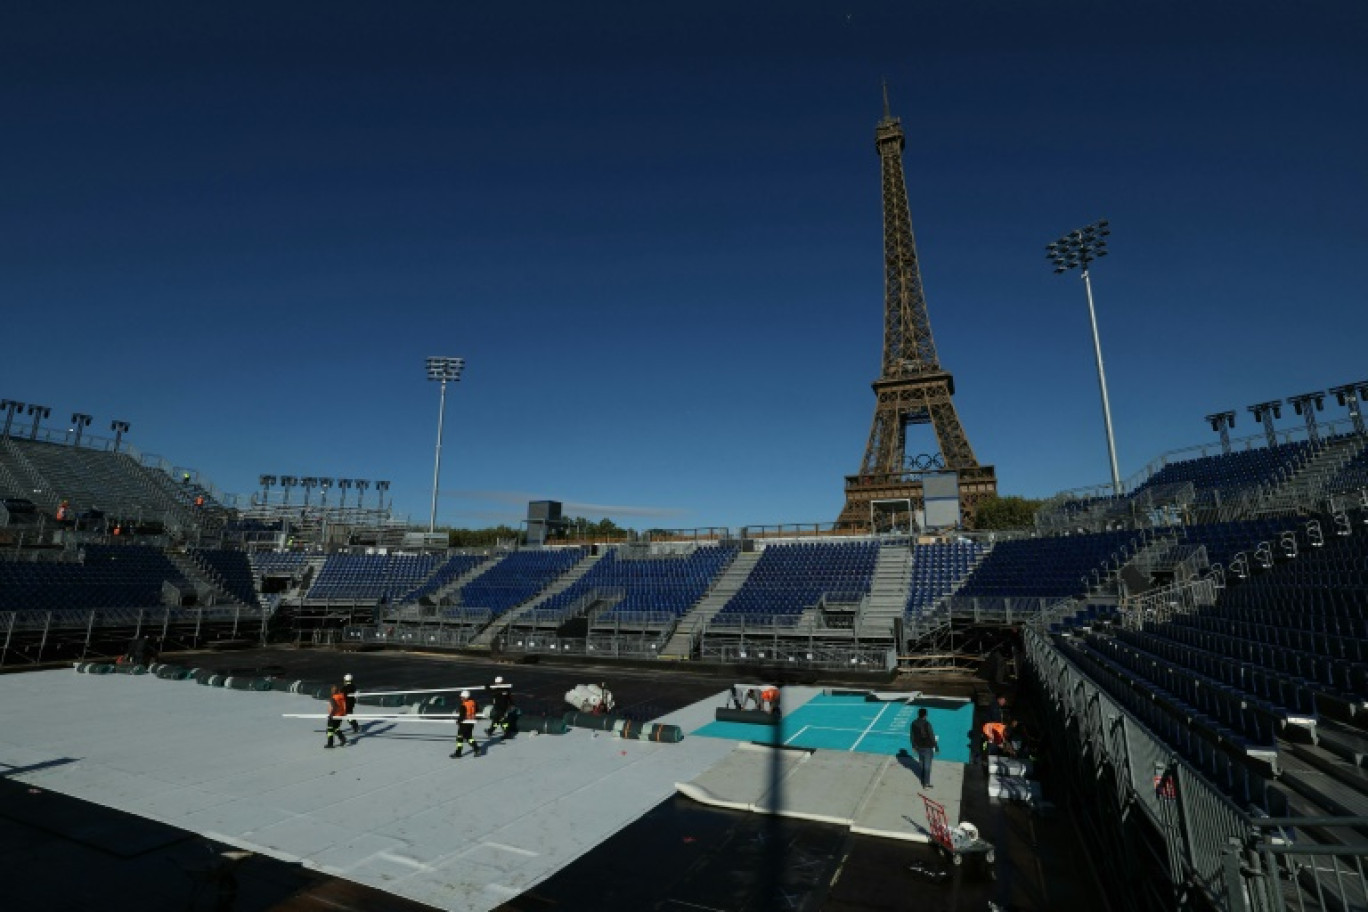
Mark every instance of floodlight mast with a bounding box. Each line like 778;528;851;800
1204;411;1237;455
425;356;465;535
1047;219;1121;495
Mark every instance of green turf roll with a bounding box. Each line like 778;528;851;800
517;714;569;735
564;711;619;731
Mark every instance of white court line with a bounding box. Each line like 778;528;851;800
849;701;895;752
783;724;811;745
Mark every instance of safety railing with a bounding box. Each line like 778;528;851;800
0;605;271;667
1025;626;1368;911
341;624;481;650
697;638;895;670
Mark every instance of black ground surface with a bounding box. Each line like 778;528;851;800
0;646;1108;911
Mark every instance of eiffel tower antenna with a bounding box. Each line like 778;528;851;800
837;89;997;532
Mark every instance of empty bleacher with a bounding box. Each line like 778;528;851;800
527;544;736;628
305;553;444;603
710;540;879;628
955;530;1136;602
452;547;587;619
0;544;190;612
191;549;261;608
397;553;489;605
0;437;194;530
905;539;985;621
1130;440;1313;502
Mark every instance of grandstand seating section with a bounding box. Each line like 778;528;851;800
955;530;1135;601
453;547;586;618
905;540;985;619
1177;518;1288;570
1055;513;1368;806
712;540;879;627
535;545;736;623
191;549;260;607
1130;440;1311;501
397;553;488;604
305;553;443;602
1329;444;1368;494
0;544;189;612
249;552;309;577
0;437;195;525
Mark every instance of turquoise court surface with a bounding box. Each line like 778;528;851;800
691;693;975;763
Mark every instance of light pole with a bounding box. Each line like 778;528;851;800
70;413;92;447
26;404;51;441
1329;382;1368;437
375;480;390;513
1205;411;1237;455
259;474;276;505
354;479;370;512
1047;219;1121;495
110;420;130;453
1;400;24;438
1248;401;1282;449
279;475;298;505
425;356;465;534
1287;392;1326;447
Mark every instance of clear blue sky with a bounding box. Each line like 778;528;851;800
3;2;1365;531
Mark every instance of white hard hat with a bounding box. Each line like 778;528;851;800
460;690;470;699
494;676;503;684
343;674;352;682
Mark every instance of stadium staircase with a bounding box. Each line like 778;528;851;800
409;557;498;608
468;551;605;647
658;550;761;659
855;541;913;640
0;437;236;539
162;549;250;608
1253;434;1368;518
904;542;993;642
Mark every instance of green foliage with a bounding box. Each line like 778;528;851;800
445;525;520;547
971;495;1043;531
441;515;632;546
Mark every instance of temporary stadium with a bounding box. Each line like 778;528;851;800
5;62;1368;912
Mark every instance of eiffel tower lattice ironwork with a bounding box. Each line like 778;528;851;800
837;93;997;531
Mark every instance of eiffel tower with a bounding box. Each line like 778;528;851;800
837;91;997;531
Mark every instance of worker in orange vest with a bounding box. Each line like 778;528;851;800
450;690;483;759
981;720;1017;758
761;686;781;716
325;685;349;749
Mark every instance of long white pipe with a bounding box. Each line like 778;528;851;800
281;713;480;722
353;684;497;698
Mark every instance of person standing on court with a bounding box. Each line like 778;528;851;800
450;690;483;759
910;707;939;788
486;676;513;737
325;685;349;749
341;673;360;734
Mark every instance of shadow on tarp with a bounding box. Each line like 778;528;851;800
0;756;78;778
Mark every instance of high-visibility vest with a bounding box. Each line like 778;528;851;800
461;699;478;722
982;721;1007;744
